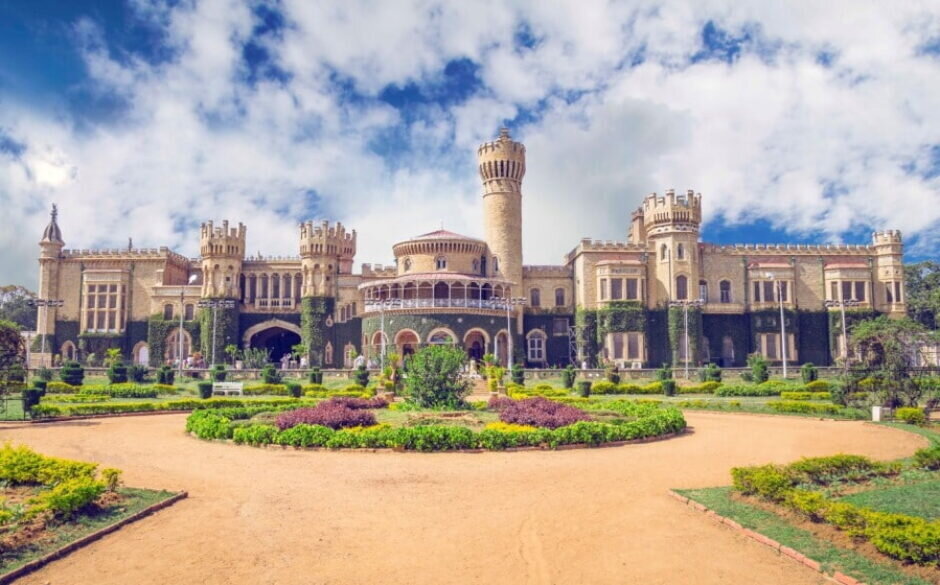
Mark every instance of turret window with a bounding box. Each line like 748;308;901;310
676;275;688;300
403;258;412;272
677;244;685;260
435;256;447;270
660;244;668;261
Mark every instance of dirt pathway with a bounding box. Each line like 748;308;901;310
0;412;926;585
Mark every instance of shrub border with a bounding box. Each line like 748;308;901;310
195;429;687;454
666;490;864;585
0;490;188;585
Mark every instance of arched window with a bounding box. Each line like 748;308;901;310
677;243;685;260
719;280;732;303
435;256;447;270
324;342;333;366
698;280;708;302
676;275;688;300
428;330;456;345
527;331;546;362
530;288;541;307
554;287;565;307
660;244;668;260
184;304;195;320
163;304;174;320
403;258;412;272
472;259;479;273
492;256;499;273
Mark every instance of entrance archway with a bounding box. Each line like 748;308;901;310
395;329;419;358
494;330;509;366
249;327;302;363
463;329;488;362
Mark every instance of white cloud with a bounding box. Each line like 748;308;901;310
1;0;939;290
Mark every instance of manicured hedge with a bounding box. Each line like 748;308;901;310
766;401;844;415
187;401;687;451
732;456;938;565
894;407;927;425
779;391;832;401
32;397;320;418
589;381;662;395
678;381;721;394
715;383;783;397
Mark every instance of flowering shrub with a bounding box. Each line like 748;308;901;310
497;397;591;429
275;402;377;430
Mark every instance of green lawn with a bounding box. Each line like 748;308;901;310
374;408;499;428
0;488;179;573
677;487;933;585
837;480;940;520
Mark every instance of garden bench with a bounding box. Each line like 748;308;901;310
213;382;244;396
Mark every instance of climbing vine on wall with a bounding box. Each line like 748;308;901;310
301;296;334;366
574;309;599;367
199;303;238;365
667;306;702;365
146;315;201;367
598;301;647;333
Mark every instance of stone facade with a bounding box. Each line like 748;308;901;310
34;129;907;370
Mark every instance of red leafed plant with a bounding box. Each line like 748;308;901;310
275;401;377;430
496;397;590;429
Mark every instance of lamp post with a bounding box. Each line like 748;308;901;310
765;273;789;378
365;298;402;370
27;298;64;368
178;275;199;377
824;298;860;374
490;296;527;370
197;299;235;367
668;299;703;380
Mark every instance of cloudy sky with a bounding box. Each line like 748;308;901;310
1;0;939;289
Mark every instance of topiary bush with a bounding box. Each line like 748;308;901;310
261;364;281;384
107;362;128;384
661;379;676;396
36;367;54;382
655;364;672;381
804;379;831;393
801;362;818;384
561;365;576;389
286;382;302;398
128;364;148;383
309;367;323;385
511;363;525;385
156;365;175;386
577;380;591;397
197;381;213;399
212;364;227;382
591;381;618;395
355;364;370;387
59;361;85;386
403;344;470;408
699;363;722;383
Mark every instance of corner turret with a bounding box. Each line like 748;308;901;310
299;220;356;297
199;220;246;298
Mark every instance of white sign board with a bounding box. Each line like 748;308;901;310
213;382;244;396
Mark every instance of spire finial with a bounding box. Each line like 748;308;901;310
51;203;58;223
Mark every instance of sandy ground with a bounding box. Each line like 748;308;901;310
0;412;926;585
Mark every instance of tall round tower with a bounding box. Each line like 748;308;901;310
299;220;356;297
478;127;525;292
199;220;246;298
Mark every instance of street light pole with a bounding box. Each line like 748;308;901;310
491;296;527;370
178;287;185;378
765;274;788;378
824;298;860;374
668;299;703;379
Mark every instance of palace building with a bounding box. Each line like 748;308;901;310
34;128;907;370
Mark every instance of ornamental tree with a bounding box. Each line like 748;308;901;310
403;344;470;408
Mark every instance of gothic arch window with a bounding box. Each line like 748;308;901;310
660;244;668;261
184;304;195;321
324;342;334;366
163;304;174;320
698;280;708;302
677;244;685;260
435;256;447;270
530;288;541;307
676;275;688;300
554;287;565;307
719;280;732;303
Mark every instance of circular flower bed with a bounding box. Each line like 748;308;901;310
185;397;687;452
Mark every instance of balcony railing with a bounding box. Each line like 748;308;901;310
363;298;504;312
254;298;295;310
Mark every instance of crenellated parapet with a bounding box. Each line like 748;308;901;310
477;127;526;196
641;189;702;236
299;220;357;297
701;242;876;255
63;247;191;265
361;263;398;278
199;220;246;298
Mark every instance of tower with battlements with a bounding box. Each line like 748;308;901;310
640;189;703;306
299;221;356;297
200;220;246;298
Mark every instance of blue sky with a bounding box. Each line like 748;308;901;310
1;0;939;288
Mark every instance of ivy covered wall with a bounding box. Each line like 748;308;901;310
798;311;831;366
701;314;749;367
199;303;239;365
522;314;573;366
328;318;362;367
146;315;201;367
300;296;334;366
668;306;702;366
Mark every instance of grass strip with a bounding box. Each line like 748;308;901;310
676;486;933;585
